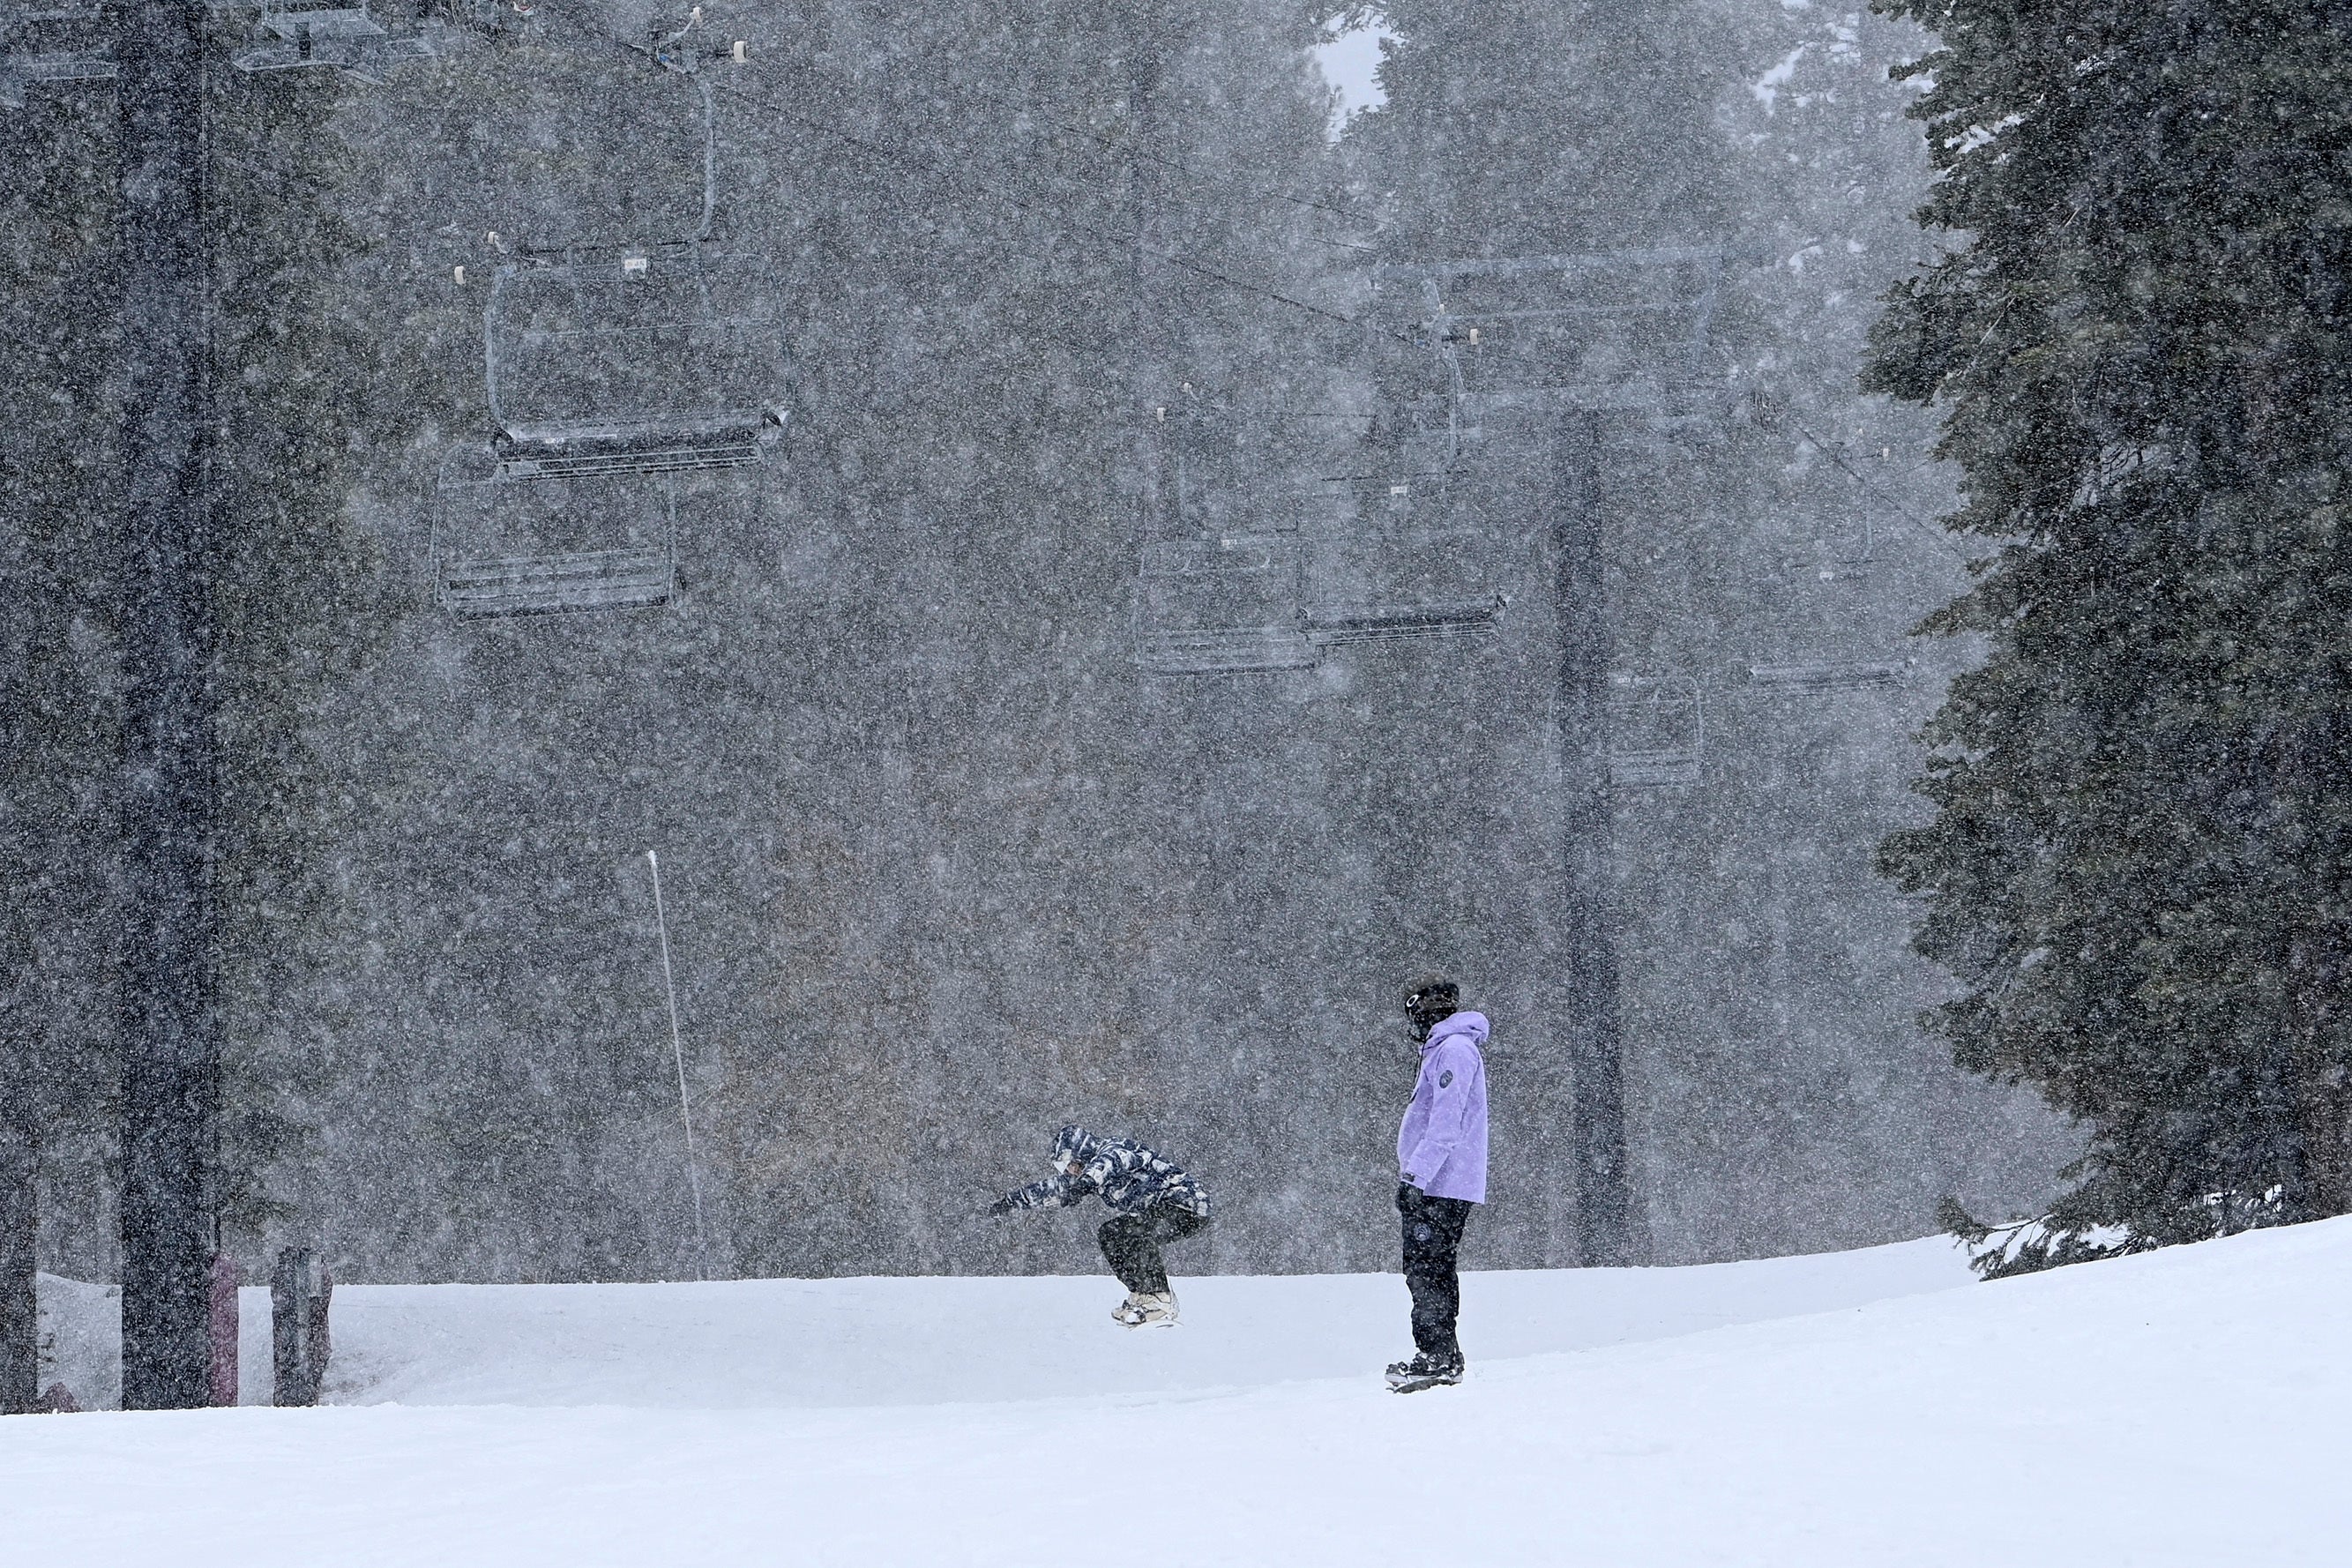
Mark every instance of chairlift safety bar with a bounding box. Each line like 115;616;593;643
440;547;675;616
1372;245;1727;286
1608;675;1706;788
1746;661;1904;691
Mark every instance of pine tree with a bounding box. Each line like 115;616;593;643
1870;0;2352;1262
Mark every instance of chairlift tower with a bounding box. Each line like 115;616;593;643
1124;241;1719;1265
4;0;444;1409
1369;245;1725;1269
107;0;215;1416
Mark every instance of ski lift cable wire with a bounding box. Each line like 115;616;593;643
460;11;1767;433
703;67;1405;342
581;0;1387;239
519;0;1409;344
769;42;1385;243
1786;412;1973;562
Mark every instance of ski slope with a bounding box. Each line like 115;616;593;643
9;1224;2350;1565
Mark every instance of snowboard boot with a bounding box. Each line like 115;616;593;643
1385;1352;1464;1393
1112;1292;1151;1326
1124;1291;1179;1328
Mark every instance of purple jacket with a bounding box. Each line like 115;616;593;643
1397;1011;1489;1204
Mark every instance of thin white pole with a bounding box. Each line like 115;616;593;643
647;849;712;1281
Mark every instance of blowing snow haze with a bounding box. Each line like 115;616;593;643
2;0;2072;1294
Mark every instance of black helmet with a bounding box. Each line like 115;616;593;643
1404;979;1460;1041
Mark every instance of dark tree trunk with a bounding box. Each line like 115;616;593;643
1557;414;1633;1266
0;1124;36;1415
2289;938;2352;1218
115;0;219;1413
2281;714;2351;1220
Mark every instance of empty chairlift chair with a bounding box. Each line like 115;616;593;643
1608;675;1704;788
433;58;778;616
1134;536;1319;675
484;244;789;481
1278;247;1727;659
1303;526;1504;644
434;468;680;617
1302;474;1503;646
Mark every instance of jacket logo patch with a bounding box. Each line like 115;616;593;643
1438;1070;1453;1088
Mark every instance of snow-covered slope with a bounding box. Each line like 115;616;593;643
36;1234;1970;1412
11;1225;2350;1565
306;1234;1970;1409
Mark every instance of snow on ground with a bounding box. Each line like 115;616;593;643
305;1234;1972;1409
11;1224;2351;1565
37;1235;1971;1413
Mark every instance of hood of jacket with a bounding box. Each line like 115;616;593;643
1050;1124;1101;1168
1420;1010;1490;1055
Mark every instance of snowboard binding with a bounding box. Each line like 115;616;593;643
1384;1353;1464;1393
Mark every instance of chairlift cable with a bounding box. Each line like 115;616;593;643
750;42;1385;242
696;65;1407;341
449;11;1751;445
1787;414;1975;562
553;0;1386;238
518;0;1411;345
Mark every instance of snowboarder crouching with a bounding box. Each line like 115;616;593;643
987;1124;1212;1328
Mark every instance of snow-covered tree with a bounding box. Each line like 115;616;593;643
1872;0;2352;1259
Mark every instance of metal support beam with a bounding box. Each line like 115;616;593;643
1556;413;1633;1266
116;0;218;1412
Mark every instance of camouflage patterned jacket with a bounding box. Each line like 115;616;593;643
991;1125;1213;1219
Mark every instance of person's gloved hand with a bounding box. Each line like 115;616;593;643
983;1196;1015;1217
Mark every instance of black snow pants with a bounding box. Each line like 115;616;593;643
1399;1182;1474;1361
1098;1201;1210;1295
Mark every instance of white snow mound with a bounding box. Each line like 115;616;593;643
8;1224;2350;1566
302;1235;1969;1409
